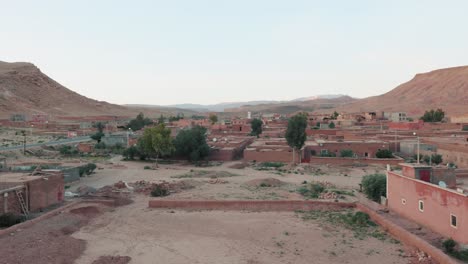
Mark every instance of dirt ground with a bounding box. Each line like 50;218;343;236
70;196;408;264
69;160;383;202
0;159;422;263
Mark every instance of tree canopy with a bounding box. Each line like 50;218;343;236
90;122;105;143
250;118;263;137
139;124;174;160
285;113;308;151
420;108;445;122
209;114;218;124
329;121;335;129
174;125;210;162
127;112;153;131
375;149;393;159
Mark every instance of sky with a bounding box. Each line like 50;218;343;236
1;0;468;105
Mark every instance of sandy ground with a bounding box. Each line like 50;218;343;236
69;160;384;201
72;196;408;264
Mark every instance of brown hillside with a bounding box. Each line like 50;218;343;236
334;66;468;117
226;96;357;114
0;61;192;119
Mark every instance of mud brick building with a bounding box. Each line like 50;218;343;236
0;171;64;215
387;164;467;246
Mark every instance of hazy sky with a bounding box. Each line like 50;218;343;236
1;1;468;105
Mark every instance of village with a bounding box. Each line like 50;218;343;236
0;108;467;264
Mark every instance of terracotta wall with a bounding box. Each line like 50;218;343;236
387;171;468;245
148;200;355;211
27;173;64;212
244;148;299;163
308;157;403;166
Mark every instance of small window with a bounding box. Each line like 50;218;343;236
450;214;457;228
418;200;424;212
401;198;406;205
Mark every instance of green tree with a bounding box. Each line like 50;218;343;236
127;112;153;131
285;113;308;163
250;118;263;137
140;124;174;167
375;149;393;158
361;174;387;202
174;125;210;162
329;121;335;129
90;122;105;143
340;149;354;157
123;145;139;160
209;114;218;124
158;114;165;124
420;108;445;122
331;111;339;120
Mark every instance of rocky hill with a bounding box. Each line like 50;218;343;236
334;66;468;116
0;61;191;119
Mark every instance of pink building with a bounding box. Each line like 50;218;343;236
387;164;467;246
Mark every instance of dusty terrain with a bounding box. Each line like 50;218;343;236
332;66;468;116
0;159;432;263
72;196;407;264
69;160;379;201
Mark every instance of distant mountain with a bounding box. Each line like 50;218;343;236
224;96;357;114
333;66;468;116
164;101;281;112
163;95;348;112
292;94;348;102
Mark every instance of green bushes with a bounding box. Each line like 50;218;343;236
0;213;24;228
442;238;468;261
78;163;97;177
297;182;325;198
375;149;393;159
151;185;169;197
361;174;386;202
59;145;78;155
260;162;285;168
340;149;354;158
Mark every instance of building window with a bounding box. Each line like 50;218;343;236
401;198;406;205
418;200;424;212
450;214;457;228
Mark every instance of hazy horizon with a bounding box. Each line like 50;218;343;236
2;1;468;105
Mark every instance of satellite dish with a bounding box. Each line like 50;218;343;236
438;181;447;188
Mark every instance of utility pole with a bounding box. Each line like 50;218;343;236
413;132;420;164
21;130;26;154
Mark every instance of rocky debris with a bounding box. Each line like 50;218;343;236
75;185;97;196
92;255;132;264
208;178;228;184
318;191;338;200
129;180;197;195
244;178;287;188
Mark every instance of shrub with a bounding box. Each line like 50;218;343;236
375;149;393;159
361;174;386;202
340;149;354;158
0;213;24;228
298;183;325;198
443;238;456;253
144;166;151;170
59;145;78;155
260;162;285;168
94;142;107;149
151;185;169;197
79;163;97;177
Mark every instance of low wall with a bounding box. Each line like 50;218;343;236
307;157;403;166
356;203;457;264
148;200;355;211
